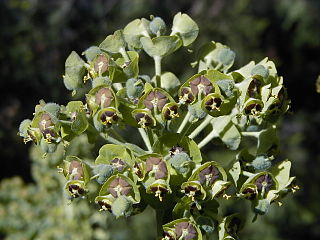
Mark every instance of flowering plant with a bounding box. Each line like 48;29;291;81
19;13;297;239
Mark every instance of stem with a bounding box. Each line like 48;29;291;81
99;133;124;145
154;56;162;88
119;47;131;62
198;130;218;149
242;171;254;177
177;111;192;133
138;128;153;152
188;115;213;139
241;131;258;137
156;209;164;238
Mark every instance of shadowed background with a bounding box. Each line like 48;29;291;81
0;0;319;239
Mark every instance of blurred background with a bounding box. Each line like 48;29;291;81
0;0;319;239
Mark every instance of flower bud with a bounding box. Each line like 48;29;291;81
111;195;133;218
150;17;167;35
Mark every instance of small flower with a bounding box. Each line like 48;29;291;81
94;55;109;74
97;199;112;212
133;162;144;179
179;87;195;104
244;103;262;115
190;76;213;96
204;96;222;111
199;165;220;186
111;158;126;172
69;160;84;180
143;91;168;111
134;112;154;128
95;87;113;108
255;174;273;192
162;230;176;240
247;78;261;98
99;109;118;125
38;113;53;131
42;128;57;143
146;157;167;179
68;183;85;198
162;103;179;120
149;185;168;201
183;185;202;201
108;177;132;198
175;222;197;240
241;186;257;200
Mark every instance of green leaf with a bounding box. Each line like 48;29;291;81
256;127;278;155
99;30;126;53
63;51;86;90
66;101;84;113
82;46;102;61
171;12;199;46
43;103;60;118
71;111;88;135
115;51;139;78
95;144;132;165
211;116;241;150
198;42;235;72
229;161;241;187
158;72;180;96
271;159;292;190
123;18;151;48
140;36;182;57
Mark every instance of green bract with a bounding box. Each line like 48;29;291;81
19;12;297;239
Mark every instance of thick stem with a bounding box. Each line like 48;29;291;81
138;128;153;152
188;114;213;139
198;130;218;149
154;56;162;88
242;171;254;177
177;111;192;133
119;47;131;62
156;209;164;238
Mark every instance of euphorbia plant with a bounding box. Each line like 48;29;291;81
19;13;298;239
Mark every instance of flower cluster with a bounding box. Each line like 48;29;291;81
19;13;297;239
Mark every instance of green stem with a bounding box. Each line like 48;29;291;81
177;111;192;133
241;131;258;137
188;115;213;139
154;56;162;88
242;171;254;177
156;209;164;238
99;133;124;145
138;128;153;152
198;129;218;149
119;47;131;62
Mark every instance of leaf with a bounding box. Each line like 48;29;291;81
171;12;199;46
123;18;151;48
229;161;241;187
158;72;180;96
82;46;102;61
115;51;139;78
71;111;88;135
271;159;291;190
211;116;241;150
198;42;235;72
95;144;132;165
99;30;126;53
256;127;278;155
63;51;86;90
140;36;182;57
